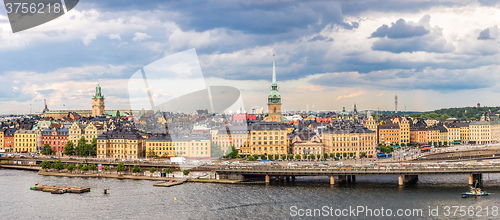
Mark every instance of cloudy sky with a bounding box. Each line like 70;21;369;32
1;0;500;114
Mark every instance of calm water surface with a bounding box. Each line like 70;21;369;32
1;169;500;219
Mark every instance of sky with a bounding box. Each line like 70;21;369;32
1;0;500;114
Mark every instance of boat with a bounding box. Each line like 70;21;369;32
462;186;489;198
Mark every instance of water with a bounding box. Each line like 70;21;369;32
2;169;500;219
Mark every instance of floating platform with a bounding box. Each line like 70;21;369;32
153;180;186;187
30;184;90;194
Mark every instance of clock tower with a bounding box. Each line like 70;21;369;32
92;84;105;117
267;55;282;122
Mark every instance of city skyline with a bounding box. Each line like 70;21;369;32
1;1;500;113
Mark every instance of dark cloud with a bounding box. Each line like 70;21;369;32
309;68;495;92
308;35;334;42
478;28;493;40
371;18;429;39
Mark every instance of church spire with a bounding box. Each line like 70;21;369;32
271;54;277;89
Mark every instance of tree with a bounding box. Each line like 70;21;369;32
295;154;301;160
253;154;259;160
131;165;141;173
64;141;75;156
329;153;334;160
81;164;89;171
317;154;321;160
225;146;240;159
211;144;224;158
428;141;432;146
336;153;341;158
361;152;367;158
41;143;52;155
342;152;347;159
323;153;329;160
147;149;157;158
274;154;279;160
78;163;84;170
40;160;51;169
349;152;354;158
116;110;121;117
310;154;316;160
90;138;97;156
247;155;256;161
183;170;190;176
165;168;173;177
117;162;125;174
288;154;293;160
281;154;286;160
260;154;266;160
89;163;97;173
444;141;448;146
268;154;273;160
76;137;88;156
67;164;75;172
51;160;63;170
150;167;156;174
103;166;109;174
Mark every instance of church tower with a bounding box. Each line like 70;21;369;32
267;55;282;122
92;84;105;117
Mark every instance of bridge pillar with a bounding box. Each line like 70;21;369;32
286;176;290;182
265;175;270;183
292;176;295;182
330;176;335;185
338;175;346;183
352;175;356;182
404;175;418;184
398;175;404;186
470;174;482;186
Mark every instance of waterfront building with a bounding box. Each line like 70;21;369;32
146;135;211;158
290;130;323;158
456;122;470;144
68;121;107;147
444;123;461;145
0;129;4;151
426;126;440;145
247;122;288;156
469;120;500;145
322;124;377;158
393;117;410;145
409;126;427;145
266;56;282;122
41;128;69;155
14;130;37;153
3;128;16;152
436;124;448;145
377;123;400;145
97;129;145;159
214;126;250;155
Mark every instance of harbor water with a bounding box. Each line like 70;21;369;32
2;169;500;219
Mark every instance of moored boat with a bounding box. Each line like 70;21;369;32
462;187;489;198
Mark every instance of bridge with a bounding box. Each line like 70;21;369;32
215;165;500;185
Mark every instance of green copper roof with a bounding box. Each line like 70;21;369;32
268;55;281;104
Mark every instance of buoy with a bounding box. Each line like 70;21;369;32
174;197;177;201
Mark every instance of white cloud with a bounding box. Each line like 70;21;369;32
132;32;151;42
82;33;96;46
109;34;121;40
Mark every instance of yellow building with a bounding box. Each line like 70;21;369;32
213;126;250;155
0;129;4;151
393;117;410;145
146;135;211;158
14;130;37;153
69;121;107;146
377;123;400;145
409;127;427;145
323;127;377;158
457;123;470;144
363;115;377;132
426;127;440;145
247;122;288;156
444;123;461;145
97;130;145;159
469;121;500;145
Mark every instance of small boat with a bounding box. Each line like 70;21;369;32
462;187;489;198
